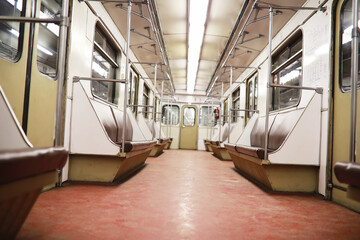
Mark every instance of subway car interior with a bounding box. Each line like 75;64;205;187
1;0;360;239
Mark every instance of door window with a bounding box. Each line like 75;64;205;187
183;107;196;126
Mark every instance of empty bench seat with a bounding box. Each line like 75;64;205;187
209;124;232;160
69;85;156;183
0;148;67;240
1;84;68;239
144;118;170;156
225;105;320;192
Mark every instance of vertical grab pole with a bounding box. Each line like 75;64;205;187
122;0;132;154
152;63;157;140
350;0;359;163
264;6;273;161
159;79;164;140
228;67;233;143
54;0;70;147
207;103;210;139
167;99;169;138
219;81;224;142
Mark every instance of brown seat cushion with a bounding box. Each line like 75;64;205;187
334;162;360;188
0;147;68;185
117;141;156;152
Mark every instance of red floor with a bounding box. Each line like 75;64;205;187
17;150;360;240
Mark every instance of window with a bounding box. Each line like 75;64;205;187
199;106;216;126
231;87;240;122
246;75;258;121
162;105;179;125
223;98;228;124
142;84;150;118
271;32;302;110
0;0;25;61
91;25;119;103
128;68;139;113
340;0;360;91
37;0;61;78
183;107;196;126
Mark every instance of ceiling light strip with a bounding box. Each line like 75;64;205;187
187;0;209;94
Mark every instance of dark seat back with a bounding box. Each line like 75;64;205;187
92;100;133;143
250;109;302;151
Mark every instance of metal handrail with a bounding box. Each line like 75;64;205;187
0;16;65;24
73;76;126;83
128;104;154;108
269;84;323;94
230;108;259;113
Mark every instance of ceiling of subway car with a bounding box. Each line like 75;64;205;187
103;0;308;98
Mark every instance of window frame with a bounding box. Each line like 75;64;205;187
90;24;119;104
128;67;139;114
271;31;303;111
162;104;180;126
182;106;196;127
142;83;150;118
199;105;216;127
0;0;26;62
339;0;360;92
245;74;258;121
231;87;241;123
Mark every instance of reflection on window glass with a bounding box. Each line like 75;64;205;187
91;25;118;103
246;75;258;120
272;58;302;109
142;84;150;118
91;49;116;102
223;99;228;124
199;106;216;126
37;0;61;78
272;33;302;111
162;105;179;125
0;0;25;60
128;69;138;113
183;107;195;126
341;0;360;91
232;87;240;122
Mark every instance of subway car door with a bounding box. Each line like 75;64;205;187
179;105;198;149
0;0;62;148
332;0;360;211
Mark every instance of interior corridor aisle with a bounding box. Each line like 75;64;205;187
17;150;360;240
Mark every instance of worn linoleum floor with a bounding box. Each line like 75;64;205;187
17;150;360;240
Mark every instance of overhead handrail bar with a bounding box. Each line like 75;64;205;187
350;0;358;163
0;16;66;24
246;10;282;26
206;0;259;96
255;3;327;12
73;76;126;83
269;84;324;94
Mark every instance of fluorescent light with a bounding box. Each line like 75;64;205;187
187;0;209;94
37;44;53;56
